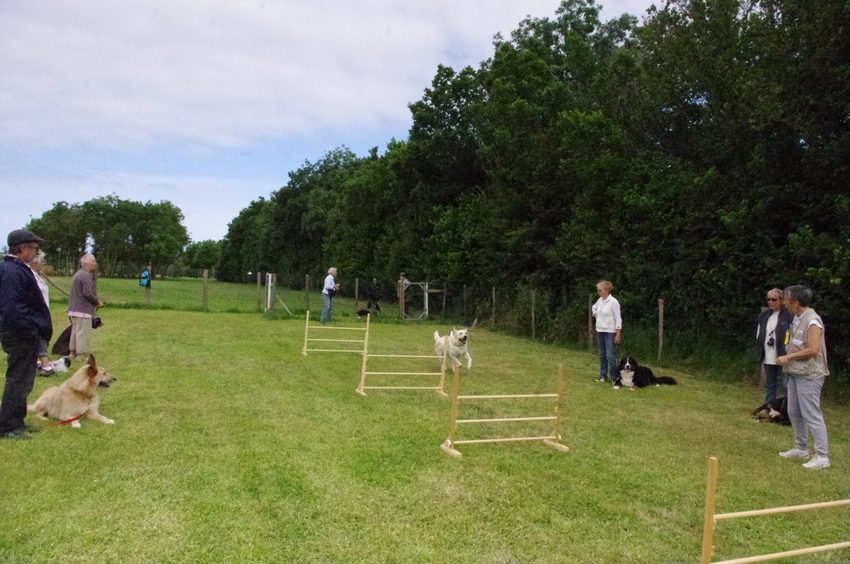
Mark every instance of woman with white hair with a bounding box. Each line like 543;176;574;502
320;267;339;323
776;285;830;470
592;280;622;384
67;253;104;362
29;251;55;376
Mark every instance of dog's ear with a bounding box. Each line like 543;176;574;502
87;355;97;377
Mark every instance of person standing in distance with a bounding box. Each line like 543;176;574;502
320;267;339;323
592;280;622;384
755;288;793;404
0;230;53;439
68;253;103;362
777;285;830;469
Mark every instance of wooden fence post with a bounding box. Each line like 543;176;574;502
144;264;151;305
531;289;536;339
463;284;468;321
442;284;447;317
202;269;208;312
398;274;404;320
304;274;310;312
491;286;496;327
256;272;262;312
658;298;665;362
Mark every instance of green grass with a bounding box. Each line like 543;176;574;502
1;280;849;563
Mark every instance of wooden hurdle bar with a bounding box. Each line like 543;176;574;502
700;456;850;564
355;336;449;396
302;310;369;356
440;365;569;457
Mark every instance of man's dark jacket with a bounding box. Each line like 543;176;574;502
0;255;52;342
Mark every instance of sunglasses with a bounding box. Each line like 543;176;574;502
767;298;779;302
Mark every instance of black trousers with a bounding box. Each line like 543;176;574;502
0;331;40;434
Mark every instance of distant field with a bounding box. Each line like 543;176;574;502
1;280;848;563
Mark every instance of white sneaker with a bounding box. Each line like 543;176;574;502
802;456;830;469
779;448;810;459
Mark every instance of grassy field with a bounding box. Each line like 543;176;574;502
1;278;848;563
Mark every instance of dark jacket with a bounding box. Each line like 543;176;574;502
755;306;793;362
0;255;53;342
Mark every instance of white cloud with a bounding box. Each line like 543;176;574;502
0;0;653;242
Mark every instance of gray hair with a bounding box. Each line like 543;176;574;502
784;285;813;307
81;253;95;267
767;287;784;299
328;267;337;275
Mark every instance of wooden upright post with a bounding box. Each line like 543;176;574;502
398;274;404;320
531;289;536;339
700;457;719;564
144;264;151;305
442;284;447;317
256;272;262;312
658;299;665;362
355;278;359;313
305;274;310;312
491;287;496;327
202;269;208;312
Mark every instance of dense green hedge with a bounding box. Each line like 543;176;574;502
217;0;850;381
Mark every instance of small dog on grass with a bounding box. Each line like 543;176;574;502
434;328;472;370
28;355;116;428
752;397;790;425
614;357;677;390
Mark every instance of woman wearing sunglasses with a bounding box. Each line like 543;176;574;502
755;288;793;404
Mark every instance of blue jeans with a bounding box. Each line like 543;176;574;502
320;293;333;323
597;332;617;381
762;363;787;403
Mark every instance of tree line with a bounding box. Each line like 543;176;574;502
25;196;220;278
218;0;849;376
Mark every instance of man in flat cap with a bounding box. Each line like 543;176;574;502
0;229;53;439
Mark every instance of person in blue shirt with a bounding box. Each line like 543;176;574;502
320;267;339;323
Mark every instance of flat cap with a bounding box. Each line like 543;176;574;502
7;229;43;247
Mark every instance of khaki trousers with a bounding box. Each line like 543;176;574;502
69;316;93;359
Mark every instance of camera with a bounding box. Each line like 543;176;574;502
91;316;103;329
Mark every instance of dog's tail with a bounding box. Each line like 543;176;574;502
655;376;677;385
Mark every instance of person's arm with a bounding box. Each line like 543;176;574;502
612;299;622;343
777;323;822;365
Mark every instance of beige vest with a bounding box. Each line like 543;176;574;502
786;308;829;379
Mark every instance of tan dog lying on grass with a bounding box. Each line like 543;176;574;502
28;355;116;428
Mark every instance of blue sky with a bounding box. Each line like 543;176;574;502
1;0;654;244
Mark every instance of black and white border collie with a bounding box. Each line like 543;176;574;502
615;357;677;390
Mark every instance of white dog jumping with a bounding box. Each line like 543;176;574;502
434;328;472;369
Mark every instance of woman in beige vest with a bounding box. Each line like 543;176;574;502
776;285;829;470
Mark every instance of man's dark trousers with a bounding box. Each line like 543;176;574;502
0;331;40;434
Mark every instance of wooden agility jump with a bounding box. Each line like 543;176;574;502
440;365;569;457
356;336;449;396
302;310;369;356
700;456;850;564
